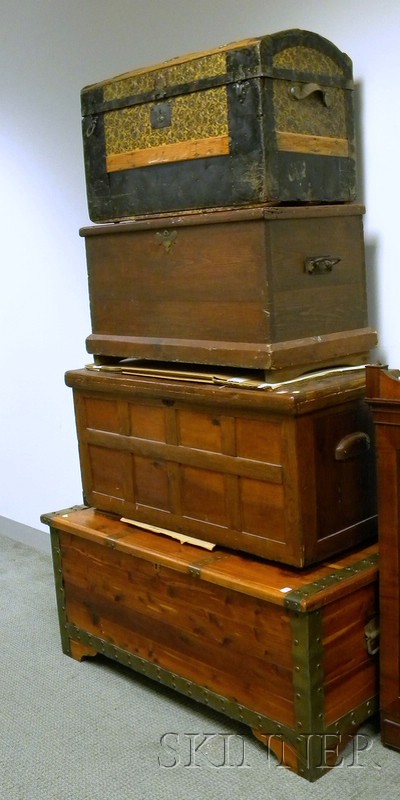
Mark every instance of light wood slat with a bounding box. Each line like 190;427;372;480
106;134;230;172
276;130;349;157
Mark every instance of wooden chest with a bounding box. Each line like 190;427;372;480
366;365;400;751
81;29;356;222
41;506;379;781
65;366;377;567
82;204;376;375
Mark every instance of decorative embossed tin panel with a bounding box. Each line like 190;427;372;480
104;86;230;172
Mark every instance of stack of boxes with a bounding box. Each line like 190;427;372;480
42;30;381;780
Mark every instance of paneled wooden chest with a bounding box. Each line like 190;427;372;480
366;365;400;751
41;506;379;781
82;204;376;375
81;29;356;222
65;366;377;567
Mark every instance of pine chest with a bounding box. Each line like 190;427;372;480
81;204;376;376
41;506;379;781
65;366;377;567
81;29;356;222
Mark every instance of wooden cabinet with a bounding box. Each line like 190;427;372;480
366;365;400;749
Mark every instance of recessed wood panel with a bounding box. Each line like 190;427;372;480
88;445;131;499
181;466;227;525
177;408;223;451
239;478;286;541
133;455;171;510
129;402;166;441
236;417;283;462
84;397;121;433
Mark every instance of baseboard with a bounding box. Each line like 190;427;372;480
0;516;51;555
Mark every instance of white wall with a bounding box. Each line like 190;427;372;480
1;0;399;532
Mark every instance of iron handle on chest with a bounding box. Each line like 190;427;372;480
290;82;333;108
305;255;341;274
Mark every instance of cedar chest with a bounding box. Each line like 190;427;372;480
81;204;377;375
41;506;379;782
81;29;356;222
65;366;377;567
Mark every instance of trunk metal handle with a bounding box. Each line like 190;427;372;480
305;256;341;274
290;82;333;108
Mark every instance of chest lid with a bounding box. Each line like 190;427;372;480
65;364;368;416
42;506;378;612
81;28;353;118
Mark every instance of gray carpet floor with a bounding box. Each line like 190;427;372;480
1;529;399;799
